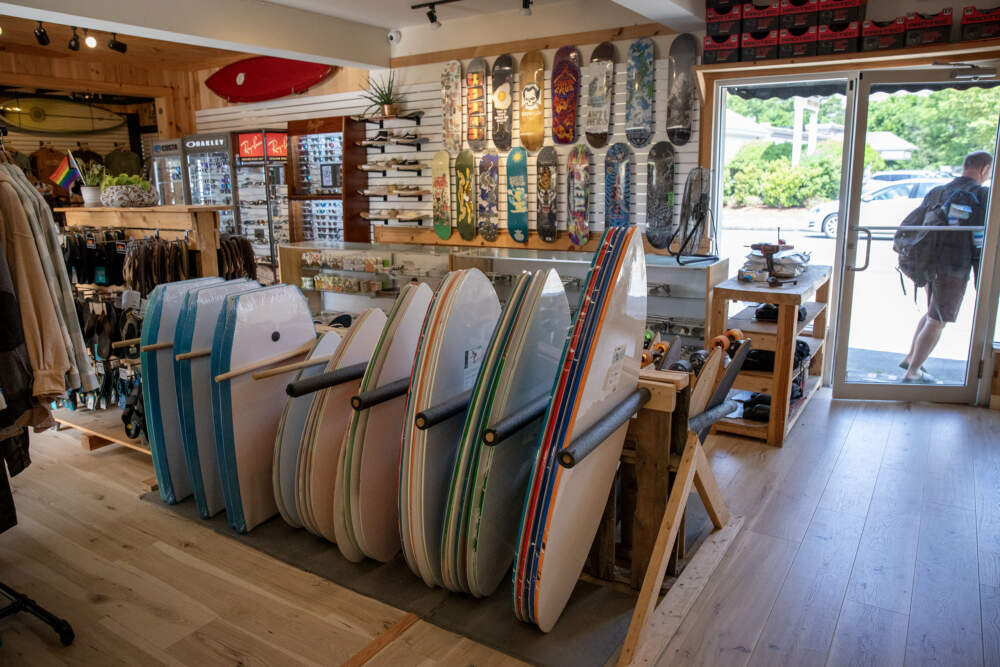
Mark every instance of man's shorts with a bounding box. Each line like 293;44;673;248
926;273;969;323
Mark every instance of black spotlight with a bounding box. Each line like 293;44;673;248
34;21;50;46
68;27;80;51
108;33;127;53
426;6;441;28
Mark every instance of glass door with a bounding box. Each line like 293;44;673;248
833;66;1000;401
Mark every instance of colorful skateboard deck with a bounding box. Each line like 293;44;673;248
466;58;488;151
678;166;710;254
536;146;559;242
551;46;581;145
506;147;529;243
431;150;452;240
455;149;476;241
645;141;677;249
605;142;631;227
477;151;500;242
491;54;515;151
667;33;697;147
442;60;463;154
519;51;545;152
567;145;591;246
584;42;615;149
625;37;655;148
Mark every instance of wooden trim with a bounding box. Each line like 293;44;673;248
343;613;420;667
389;23;675;68
0;72;173;98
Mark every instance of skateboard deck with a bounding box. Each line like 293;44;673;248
491;54;515;151
645;141;677;249
466;58;488;151
551;46;581;145
506;147;529;243
567;144;591;246
442;60;463;154
455;149;476;240
477;151;500;242
519;51;545;152
584;42;615;149
431;150;452;240
625;37;655;148
604;142;631;227
679;166;710;254
667;33;697;147
536;146;559;242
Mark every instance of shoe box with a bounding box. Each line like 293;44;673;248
780;0;819;29
906;8;953;46
961;6;1000;41
703;33;742;64
817;20;859;55
742;29;780;61
743;2;781;32
861;16;906;51
779;24;818;57
707;3;743;35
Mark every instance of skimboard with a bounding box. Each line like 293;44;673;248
551;46;581;145
506;147;529;243
519;51;545;152
605;143;632;227
455;149;477;241
584;42;615;149
625;38;655;148
466;58;488;151
667;34;697;147
477;151;500;242
432;150;452;240
536;146;559;242
491;54;515;151
645;141;677;249
567;144;591;246
442;60;463;154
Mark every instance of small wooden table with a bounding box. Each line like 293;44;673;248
709;265;831;446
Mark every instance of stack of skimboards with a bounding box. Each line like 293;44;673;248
514;226;647;632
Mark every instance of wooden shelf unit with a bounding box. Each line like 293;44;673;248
709;265;831;447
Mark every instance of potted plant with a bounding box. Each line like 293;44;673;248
362;71;403;117
100;174;159;207
79;161;105;207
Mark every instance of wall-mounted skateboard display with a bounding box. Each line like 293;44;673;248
442;60;463;154
466;58;488;151
567;144;592;246
605;142;632;227
491;54;515;151
455;149;477;241
431;150;452;240
625;37;655;148
477;151;500;242
667;33;697;147
645;141;677;249
536;146;559;242
506;147;529;243
584;42;615;149
519;51;545;152
551;46;581;145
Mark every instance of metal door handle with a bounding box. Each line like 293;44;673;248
848;227;872;271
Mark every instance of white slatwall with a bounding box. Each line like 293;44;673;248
196;52;700;237
6;126;131;161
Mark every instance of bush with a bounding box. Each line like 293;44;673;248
724;140;851;208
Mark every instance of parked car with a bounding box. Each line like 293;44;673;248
863;170;947;190
808;178;950;238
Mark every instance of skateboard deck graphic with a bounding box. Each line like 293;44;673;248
536;146;559;242
584;42;615;149
519;51;545;152
506;147;529;243
477;151;500;242
645;141;676;249
567;144;591;246
605;142;631;226
667;33;697;147
491;54;515;151
551;46;581;145
432;150;452;240
456;149;477;241
466;58;488;151
442;60;463;154
625;38;655;148
678;166;710;254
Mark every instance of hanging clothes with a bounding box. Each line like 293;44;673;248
9;151;30;177
104;147;142;177
0;244;44;439
0;428;30;534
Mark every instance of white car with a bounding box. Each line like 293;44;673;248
808;178;950;238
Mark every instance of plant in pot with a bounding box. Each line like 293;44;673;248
363;71;404;117
100;173;159;208
79;161;105;207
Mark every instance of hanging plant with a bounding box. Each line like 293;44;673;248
362;71;404;117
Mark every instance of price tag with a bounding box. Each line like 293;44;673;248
119;367;130;380
121;290;141;310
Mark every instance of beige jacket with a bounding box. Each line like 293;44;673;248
0;170;69;398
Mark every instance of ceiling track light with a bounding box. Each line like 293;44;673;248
427;7;441;28
84;29;97;49
411;0;461;27
521;0;532;16
108;33;127;53
34;21;49;46
68;27;79;51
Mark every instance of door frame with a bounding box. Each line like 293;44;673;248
831;65;1000;402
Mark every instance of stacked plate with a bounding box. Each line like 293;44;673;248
440;269;571;596
399;268;501;587
296;308;386;542
334;283;433;562
513;227;647;632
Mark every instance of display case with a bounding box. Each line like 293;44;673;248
149;139;188;206
235;130;289;268
183;132;238;234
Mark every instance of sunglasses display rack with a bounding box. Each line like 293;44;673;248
236;162;289;266
184;133;239;235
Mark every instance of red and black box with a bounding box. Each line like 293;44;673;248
741;29;780;60
743;2;782;32
703;33;741;64
780;0;819;29
905;9;953;47
961;6;1000;41
707;4;743;36
861;17;906;51
779;24;819;57
817;21;860;54
818;0;866;26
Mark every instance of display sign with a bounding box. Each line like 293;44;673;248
320;163;337;188
238;132;265;160
266;132;288;159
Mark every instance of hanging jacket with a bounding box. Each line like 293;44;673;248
0;245;40;437
0;169;70;399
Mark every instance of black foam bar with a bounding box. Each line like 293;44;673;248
285;362;367;398
351;377;410;410
483;394;551;446
415;389;473;430
689;399;740;443
558;388;650;469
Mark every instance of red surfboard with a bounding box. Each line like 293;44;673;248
205;57;332;103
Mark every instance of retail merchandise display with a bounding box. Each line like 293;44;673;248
506;147;529;242
519;51;546;152
605;143;632;226
551;46;582;145
584;42;616;149
184;133;238;234
149;139;187;205
567;145;592;246
536;146;559;242
492;55;515;151
432;150;453;240
442;60;464;154
645;141;677;249
235;130;289;266
625;38;656;148
466;58;489;151
455;149;477;240
666;33;697;146
477;151;500;241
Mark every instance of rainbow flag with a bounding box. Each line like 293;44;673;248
50;151;82;189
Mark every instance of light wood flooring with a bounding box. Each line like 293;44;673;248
1;390;998;666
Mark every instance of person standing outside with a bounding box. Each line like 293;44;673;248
901;150;991;382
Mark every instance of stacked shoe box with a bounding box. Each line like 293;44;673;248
861;16;906;51
740;2;780;62
961;6;1000;41
705;1;743;64
816;0;864;54
779;0;819;58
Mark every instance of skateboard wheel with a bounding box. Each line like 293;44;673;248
710;335;729;351
669;359;693;373
725;328;744;343
689;349;708;376
641;352;653;368
651;342;668;355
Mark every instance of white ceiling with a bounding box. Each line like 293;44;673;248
261;0;563;29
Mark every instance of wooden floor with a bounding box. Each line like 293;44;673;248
1;390;998;666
